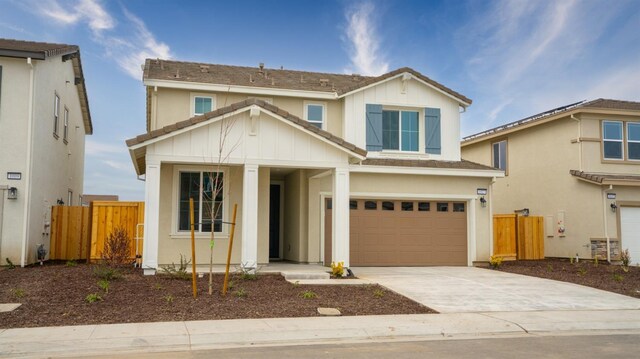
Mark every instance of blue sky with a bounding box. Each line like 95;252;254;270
1;0;639;200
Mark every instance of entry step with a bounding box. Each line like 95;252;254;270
282;272;330;280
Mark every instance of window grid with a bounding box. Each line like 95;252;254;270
178;171;223;233
194;96;213;115
627;122;640;161
382;110;419;152
602;121;624;160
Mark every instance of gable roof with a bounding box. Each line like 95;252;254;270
462;98;640;146
0;38;93;134
143;59;472;105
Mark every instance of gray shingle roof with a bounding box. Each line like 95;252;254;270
0;38;78;59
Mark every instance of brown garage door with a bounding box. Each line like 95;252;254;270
325;199;467;266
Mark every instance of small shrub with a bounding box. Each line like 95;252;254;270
546;264;554;272
101;226;132;266
66;260;78;267
5;258;16;269
577;267;587;276
93;265;122;281
241;272;258;280
234;288;247;298
331;261;345;277
593;255;599;267
85;293;102;303
12;288;25;298
227;280;235;290
300;290;317;299
489;255;503;269
292;281;300;287
97;279;110;293
153;283;164;290
621;249;631;271
164;295;174;303
373;289;385;298
160;254;191;280
613;273;624;282
570;257;574;264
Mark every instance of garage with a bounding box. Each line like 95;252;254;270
620;206;640;266
325;199;468;266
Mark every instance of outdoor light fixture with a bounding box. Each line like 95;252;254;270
480;196;487;208
611;202;617;212
7;187;17;200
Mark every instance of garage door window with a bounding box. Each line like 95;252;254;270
382;201;394;211
326;199;332;209
437;203;449;212
365;201;377;210
453;203;465;212
401;202;414;211
418;202;430;211
349;200;358;210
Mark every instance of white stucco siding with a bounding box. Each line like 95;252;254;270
148;109;350;167
343;76;462;161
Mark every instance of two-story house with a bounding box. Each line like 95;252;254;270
127;60;502;273
462;99;640;264
0;38;92;266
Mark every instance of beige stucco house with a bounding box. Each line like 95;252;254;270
127;60;503;274
462;99;640;264
0;38;92;266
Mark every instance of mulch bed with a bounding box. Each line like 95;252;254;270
496;258;640;298
0;263;434;329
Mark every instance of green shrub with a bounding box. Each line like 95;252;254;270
85;293;102;303
153;283;164;290
331;261;344;277
373;289;385;298
300;290;317;299
546;264;554;272
66;260;78;267
12;288;25;298
5;258;16;269
613;273;624;282
101;226;132;266
164;295;174;303
489;255;503;269
241;273;257;280
160;254;191;280
97;279;110;293
577;267;587;276
93;265;122;281
621;249;631;272
234;288;247;298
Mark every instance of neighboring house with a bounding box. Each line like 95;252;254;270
0;39;92;266
80;194;119;206
462;99;640;264
127;60;502;273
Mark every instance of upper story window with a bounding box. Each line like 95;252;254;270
382;110;419;151
191;93;215;116
53;93;60;138
492;140;507;171
603;121;623;160
304;102;325;129
627;122;640;160
178;171;224;233
63;107;69;144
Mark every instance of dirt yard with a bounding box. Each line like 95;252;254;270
497;258;640;298
0;263;435;328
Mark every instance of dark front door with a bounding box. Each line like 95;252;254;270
269;184;281;259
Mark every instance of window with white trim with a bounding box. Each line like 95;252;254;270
603;121;623;160
627;122;640;160
53;93;60;137
192;95;214;116
382;109;419;151
63;107;69;143
304;102;325;129
178;171;224;232
492;140;507;171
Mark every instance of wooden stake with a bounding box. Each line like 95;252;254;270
222;204;238;295
190;198;197;298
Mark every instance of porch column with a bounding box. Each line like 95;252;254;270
332;167;350;267
142;159;160;275
241;164;259;270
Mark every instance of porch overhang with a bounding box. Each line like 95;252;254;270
570;170;640;187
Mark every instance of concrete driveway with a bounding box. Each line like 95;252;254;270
353;266;640;313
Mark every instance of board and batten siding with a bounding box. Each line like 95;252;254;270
343;76;462;161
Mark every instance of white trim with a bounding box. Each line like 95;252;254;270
241;164;259;269
190;92;216;116
492;140;507;171
349;164;503;178
145;79;337;100
171;165;229;237
338;72;471;107
142;160;161;272
303;101;327;130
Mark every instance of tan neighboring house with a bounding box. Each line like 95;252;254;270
0;38;92;266
462;99;640;264
127;59;503;274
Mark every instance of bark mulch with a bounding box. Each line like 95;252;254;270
497;258;640;298
0;263;435;329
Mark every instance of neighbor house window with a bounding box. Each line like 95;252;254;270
178;171;224;232
382;110;419;151
53;93;60;137
492;140;507;171
305;103;325;129
627;122;640;160
603;121;623;160
192;95;214;116
63;108;69;143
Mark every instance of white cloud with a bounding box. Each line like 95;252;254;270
38;0;114;34
103;159;131;171
85;139;126;156
344;2;389;76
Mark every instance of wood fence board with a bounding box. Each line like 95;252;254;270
89;201;145;262
49;206;91;261
494;214;544;260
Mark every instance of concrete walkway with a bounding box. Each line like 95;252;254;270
2;311;640;358
352;267;640;312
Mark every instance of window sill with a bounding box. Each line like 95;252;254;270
368;151;435;159
170;233;229;240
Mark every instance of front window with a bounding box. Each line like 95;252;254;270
305;103;325;129
603;121;623;160
382;110;419;151
492;140;507;171
178;171;223;232
627;123;640;160
193;96;213;116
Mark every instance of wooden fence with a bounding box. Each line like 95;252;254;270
49;201;144;262
89;201;144;262
50;206;92;260
493;214;544;260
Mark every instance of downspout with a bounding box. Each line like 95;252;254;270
20;57;35;267
602;184;613;263
571;114;582;172
488;176;496;257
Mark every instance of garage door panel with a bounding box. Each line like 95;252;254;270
620;207;640;266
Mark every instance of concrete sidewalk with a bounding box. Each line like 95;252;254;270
2;310;640;358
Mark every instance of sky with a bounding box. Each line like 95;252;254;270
1;0;639;200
